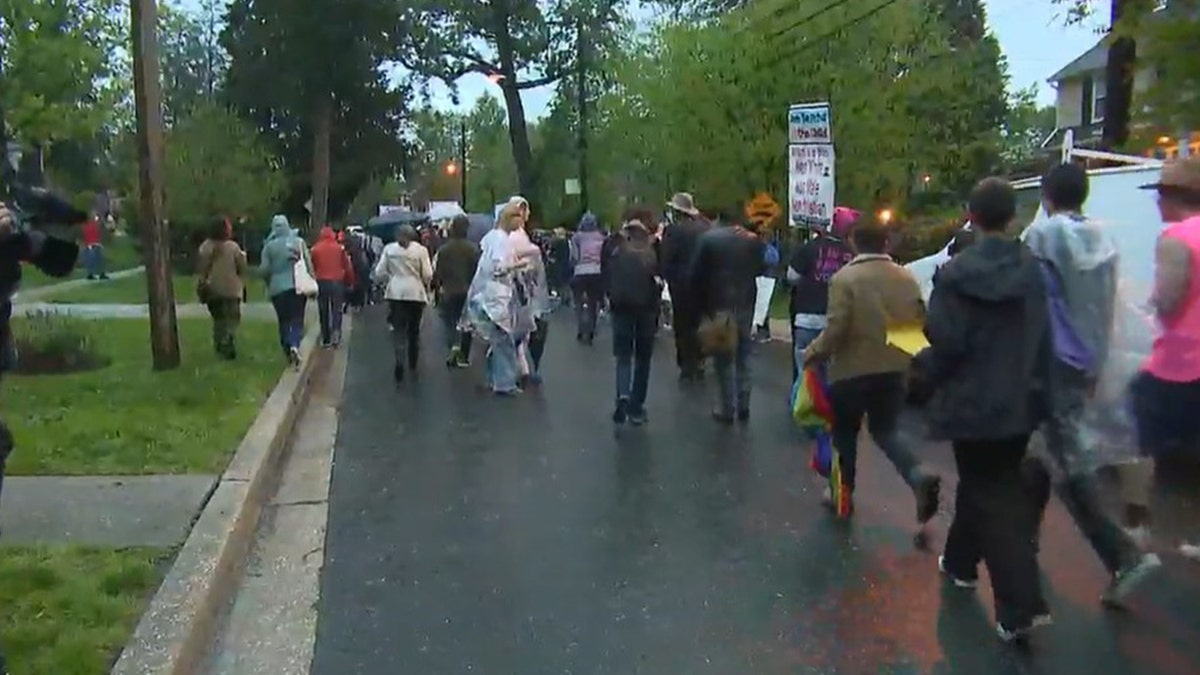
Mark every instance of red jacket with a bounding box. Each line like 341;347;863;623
310;227;355;285
82;220;102;247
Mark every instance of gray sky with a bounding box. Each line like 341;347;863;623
425;0;1106;117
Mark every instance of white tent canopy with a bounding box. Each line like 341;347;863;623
427;201;465;222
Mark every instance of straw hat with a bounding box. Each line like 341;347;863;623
1141;155;1200;193
666;192;699;217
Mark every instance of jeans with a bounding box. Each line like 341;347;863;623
670;285;703;377
572;274;604;340
943;436;1048;629
792;325;823;383
828;372;921;490
316;280;345;344
712;310;753;416
438;293;473;357
1042;360;1142;574
83;244;105;277
270;291;307;354
205;298;241;357
387;300;424;369
612;309;658;413
484;324;521;393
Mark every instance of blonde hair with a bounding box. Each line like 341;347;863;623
498;202;525;232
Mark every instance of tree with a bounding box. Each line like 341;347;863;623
161;102;285;228
465;94;517;212
395;0;625;206
0;0;125;145
158;0;225;126
1000;86;1058;171
221;0;410;224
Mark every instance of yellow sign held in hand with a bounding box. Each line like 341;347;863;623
887;323;929;355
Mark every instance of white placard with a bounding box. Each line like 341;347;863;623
788;144;835;228
788;102;832;145
753;276;776;327
564;178;581;195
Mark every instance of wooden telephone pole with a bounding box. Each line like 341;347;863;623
131;0;181;370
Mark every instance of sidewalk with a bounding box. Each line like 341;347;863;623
13;301;277;320
13;266;145;303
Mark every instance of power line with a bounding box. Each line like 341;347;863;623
764;0;864;40
764;0;906;70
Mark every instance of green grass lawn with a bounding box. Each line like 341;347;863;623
0;545;170;675
37;273;196;305
4;318;286;475
19;238;143;289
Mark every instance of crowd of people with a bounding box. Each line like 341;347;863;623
184;154;1200;647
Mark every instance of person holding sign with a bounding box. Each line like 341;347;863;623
801;221;941;525
913;177;1052;642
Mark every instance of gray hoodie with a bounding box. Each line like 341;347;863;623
1021;211;1118;374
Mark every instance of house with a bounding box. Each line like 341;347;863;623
1042;37;1197;159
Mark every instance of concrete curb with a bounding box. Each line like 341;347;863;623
111;325;324;675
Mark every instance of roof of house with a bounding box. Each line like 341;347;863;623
1047;37;1108;83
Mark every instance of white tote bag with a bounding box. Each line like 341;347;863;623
293;256;318;297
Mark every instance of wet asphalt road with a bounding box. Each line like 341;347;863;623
312;306;1200;675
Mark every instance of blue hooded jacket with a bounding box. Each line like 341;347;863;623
258;215;312;296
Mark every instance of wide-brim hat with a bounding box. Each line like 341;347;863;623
1140;156;1200;193
667;192;699;216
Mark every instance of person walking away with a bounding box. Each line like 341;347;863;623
259;215;313;367
196;218;247;359
344;231;371;310
465;203;528;395
803;221;941;522
660;192;713;381
374;225;433;382
433;214;481;367
913;177;1050;642
310;226;354;348
1118;156;1200;561
689;215;765;423
548;227;572;305
511;217;551;384
81;214;108;280
570;212;606;344
787;206;856;382
1021;162;1161;603
753;230;782;342
604;207;662;425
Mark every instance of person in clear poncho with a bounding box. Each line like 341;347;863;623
465;199;532;395
510;213;552;385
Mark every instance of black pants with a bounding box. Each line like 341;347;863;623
388;300;424;369
316;280;345;345
669;284;703;377
528;316;549;372
438;292;473;357
828;372;920;490
572;274;604;340
943;435;1048;629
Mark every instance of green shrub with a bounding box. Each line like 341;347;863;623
11;313;109;375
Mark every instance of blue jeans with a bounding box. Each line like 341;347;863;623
792;325;823;382
483;324;520;393
270;292;307;354
83;244;105;277
612;309;658;413
714;311;754;416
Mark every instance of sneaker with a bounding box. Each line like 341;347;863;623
446;349;460;368
736;408;750;422
1126;525;1152;548
938;555;978;589
996;614;1052;643
1180;542;1200;561
288;347;301;369
1101;553;1162;607
613;397;629;424
627;409;648;426
914;474;941;524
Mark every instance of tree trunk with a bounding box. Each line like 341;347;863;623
310;94;333;233
498;82;535;205
1103;0;1136;150
131;0;180;370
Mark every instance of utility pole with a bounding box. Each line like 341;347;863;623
459;119;468;208
576;17;590;213
1103;0;1135;151
131;0;181;369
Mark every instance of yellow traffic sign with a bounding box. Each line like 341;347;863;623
744;192;782;230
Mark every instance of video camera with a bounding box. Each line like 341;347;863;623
0;145;86;295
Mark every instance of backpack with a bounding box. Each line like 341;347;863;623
606;244;658;309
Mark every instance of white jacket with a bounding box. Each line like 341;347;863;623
373;241;433;303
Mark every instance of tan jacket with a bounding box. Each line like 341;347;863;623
196;239;247;300
808;254;925;383
374;241;433;303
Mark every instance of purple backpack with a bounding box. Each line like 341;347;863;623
1038;261;1094;372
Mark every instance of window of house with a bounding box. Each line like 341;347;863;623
1092;76;1107;123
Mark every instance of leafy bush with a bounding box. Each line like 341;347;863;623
11;312;108;375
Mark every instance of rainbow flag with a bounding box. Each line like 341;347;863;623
791;364;851;517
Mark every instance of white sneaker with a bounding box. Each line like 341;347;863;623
1179;541;1200;561
1125;525;1152;548
938;555;978;589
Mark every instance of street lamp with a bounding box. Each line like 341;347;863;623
878;208;894;225
444;161;458;176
